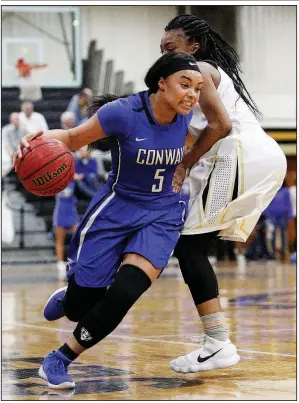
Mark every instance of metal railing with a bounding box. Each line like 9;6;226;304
84;39;134;95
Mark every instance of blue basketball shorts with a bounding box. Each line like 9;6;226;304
66;184;186;287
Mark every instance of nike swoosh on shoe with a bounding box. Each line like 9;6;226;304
197;348;222;363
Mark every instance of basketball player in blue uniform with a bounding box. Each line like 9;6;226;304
53;180;79;279
13;52;203;389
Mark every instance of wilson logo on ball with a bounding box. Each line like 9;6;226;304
32;163;68;186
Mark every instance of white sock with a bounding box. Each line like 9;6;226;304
200;312;228;342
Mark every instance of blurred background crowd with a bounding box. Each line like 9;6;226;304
2;5;296;277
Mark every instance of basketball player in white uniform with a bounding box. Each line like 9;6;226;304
185;69;285;240
161;14;287;373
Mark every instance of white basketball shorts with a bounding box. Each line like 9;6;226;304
182;125;287;242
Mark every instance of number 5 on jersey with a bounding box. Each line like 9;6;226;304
152;169;166;193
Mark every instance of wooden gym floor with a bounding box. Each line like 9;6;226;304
2;260;296;400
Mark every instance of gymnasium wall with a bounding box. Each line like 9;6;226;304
2;5;177;91
2;5;296;132
80;5;296;130
80;5;177;92
2;6;81;86
235;6;296;178
236;6;296;129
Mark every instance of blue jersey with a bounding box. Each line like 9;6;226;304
97;91;192;209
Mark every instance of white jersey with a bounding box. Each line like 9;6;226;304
183;65;287;241
189;67;262;136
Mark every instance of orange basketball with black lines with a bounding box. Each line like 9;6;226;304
15;137;75;196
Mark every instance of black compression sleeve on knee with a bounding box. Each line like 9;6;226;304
175;236;219;305
184;256;219;305
73;265;152;348
177;245;219;305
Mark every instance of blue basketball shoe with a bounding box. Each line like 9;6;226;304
38;350;75;389
43;286;67;321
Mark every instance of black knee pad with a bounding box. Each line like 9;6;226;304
63;275;108;322
102;265;152;310
184;256;219;305
64;305;82;323
175;235;219;305
73;264;151;348
63;290;84;323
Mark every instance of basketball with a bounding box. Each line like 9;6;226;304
16;137;75;196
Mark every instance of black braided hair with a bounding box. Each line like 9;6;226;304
87;94;119;152
165;14;262;119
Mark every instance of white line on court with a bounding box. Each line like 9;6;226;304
144;328;296;338
230;328;296;335
2;321;296;358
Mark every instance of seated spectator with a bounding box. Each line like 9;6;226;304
264;180;293;261
60;111;76;130
2;139;12;179
74;146;104;200
19;101;49;133
2;112;27;159
67;88;93;126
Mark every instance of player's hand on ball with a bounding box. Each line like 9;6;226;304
13;131;44;169
172;163;187;193
13;137;74;196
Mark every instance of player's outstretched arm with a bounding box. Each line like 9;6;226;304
12;114;107;167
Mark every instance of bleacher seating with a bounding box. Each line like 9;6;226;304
2;87;80;129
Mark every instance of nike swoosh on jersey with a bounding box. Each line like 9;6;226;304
135;137;148;141
189;62;197;66
197;348;222;363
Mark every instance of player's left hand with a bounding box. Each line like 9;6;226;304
13;131;44;169
172;163;186;193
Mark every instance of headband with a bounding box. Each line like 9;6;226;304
160;56;200;79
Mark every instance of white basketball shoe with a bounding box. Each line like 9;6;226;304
170;335;240;373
